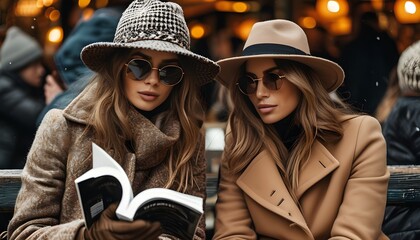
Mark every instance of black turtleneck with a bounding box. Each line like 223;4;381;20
273;110;302;151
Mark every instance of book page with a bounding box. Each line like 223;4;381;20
75;169;123;228
122;188;204;239
123;188;203;220
91;143;134;218
75;143;134;228
134;199;202;239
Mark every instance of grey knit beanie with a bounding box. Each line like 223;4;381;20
398;40;420;93
0;26;43;71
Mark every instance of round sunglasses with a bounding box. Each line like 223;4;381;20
125;59;184;86
236;72;286;95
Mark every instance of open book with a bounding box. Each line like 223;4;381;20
75;142;204;240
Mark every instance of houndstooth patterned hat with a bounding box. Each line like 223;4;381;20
81;0;219;86
398;40;420;93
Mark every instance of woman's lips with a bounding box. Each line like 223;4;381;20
138;91;158;101
257;104;277;114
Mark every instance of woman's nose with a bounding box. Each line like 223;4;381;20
255;80;269;98
143;68;160;85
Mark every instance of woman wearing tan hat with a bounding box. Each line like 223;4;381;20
7;0;219;239
213;20;389;239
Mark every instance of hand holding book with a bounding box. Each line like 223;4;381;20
83;203;162;240
75;143;204;240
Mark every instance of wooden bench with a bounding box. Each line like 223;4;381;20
0;169;21;232
386;165;420;204
1;166;419;233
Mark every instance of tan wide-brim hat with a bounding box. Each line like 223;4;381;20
81;0;219;86
216;19;344;92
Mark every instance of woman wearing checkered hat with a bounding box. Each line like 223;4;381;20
7;1;219;239
213;19;389;239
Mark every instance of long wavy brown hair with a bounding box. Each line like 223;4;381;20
224;59;353;203
82;48;205;192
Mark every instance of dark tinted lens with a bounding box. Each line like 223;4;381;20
263;72;282;90
126;59;151;80
238;75;257;94
159;66;183;85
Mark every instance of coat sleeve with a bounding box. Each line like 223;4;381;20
7;109;84;240
330;115;390;239
213;125;257;240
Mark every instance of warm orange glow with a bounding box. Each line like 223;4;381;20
43;0;54;7
15;0;42;17
299;16;317;29
44;6;54;17
215;1;255;12
327;0;340;13
82;8;95;21
235;19;256;41
329;16;351;35
96;0;109;8
371;0;384;11
190;24;206;39
36;0;43;8
49;9;60;22
405;0;417;13
316;0;349;19
232;2;248;13
78;0;91;8
215;1;231;11
394;0;420;23
47;27;63;43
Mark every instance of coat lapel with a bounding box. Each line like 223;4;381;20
296;140;339;199
236;140;339;235
236;150;311;234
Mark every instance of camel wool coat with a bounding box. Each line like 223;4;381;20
7;85;207;240
213;115;390;240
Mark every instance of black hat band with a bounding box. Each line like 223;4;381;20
242;43;310;57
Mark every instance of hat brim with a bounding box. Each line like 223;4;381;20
216;54;344;92
81;40;220;86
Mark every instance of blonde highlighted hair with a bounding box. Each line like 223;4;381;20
224;59;352;202
83;48;205;192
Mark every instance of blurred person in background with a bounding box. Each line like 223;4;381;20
337;11;399;115
382;40;420;166
374;67;400;125
304;25;339;62
0;26;49;169
381;40;420;240
36;0;131;126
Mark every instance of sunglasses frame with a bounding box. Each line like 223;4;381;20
125;58;184;86
236;72;287;95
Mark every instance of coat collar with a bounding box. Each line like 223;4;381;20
296;140;339;198
237;149;311;234
236;139;339;233
62;83;95;125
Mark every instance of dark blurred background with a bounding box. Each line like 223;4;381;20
1;0;419;71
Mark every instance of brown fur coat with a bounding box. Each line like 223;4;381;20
7;85;207;240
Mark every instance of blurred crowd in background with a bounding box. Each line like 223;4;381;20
0;0;419;166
